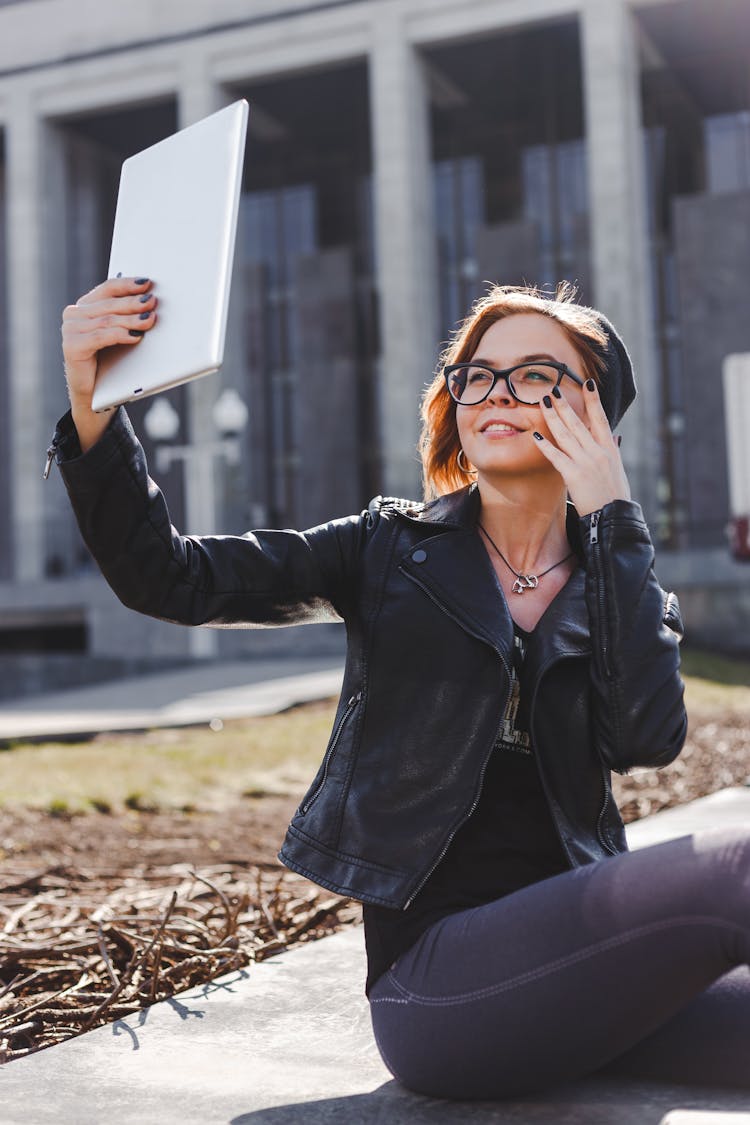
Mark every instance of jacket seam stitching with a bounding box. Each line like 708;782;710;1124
381;917;745;1006
278;854;398;907
325;515;402;845
284;824;408;877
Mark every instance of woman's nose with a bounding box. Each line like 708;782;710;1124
488;377;516;406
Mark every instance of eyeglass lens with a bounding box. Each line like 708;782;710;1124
447;363;562;405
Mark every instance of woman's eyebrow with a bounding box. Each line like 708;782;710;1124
470;352;560;366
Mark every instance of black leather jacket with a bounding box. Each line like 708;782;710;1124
52;407;687;910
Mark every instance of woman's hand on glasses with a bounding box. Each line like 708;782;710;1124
61;277;157;451
531;379;631;517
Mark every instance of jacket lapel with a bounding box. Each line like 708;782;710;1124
524;503;592;668
399;526;515;659
396;486;592;668
522;568;591;678
397;486;514;659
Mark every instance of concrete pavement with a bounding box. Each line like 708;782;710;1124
0;657;345;743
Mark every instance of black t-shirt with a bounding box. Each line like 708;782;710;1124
363;624;569;994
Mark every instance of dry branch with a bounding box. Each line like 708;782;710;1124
0;862;357;1061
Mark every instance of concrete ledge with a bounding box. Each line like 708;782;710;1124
625;787;750;850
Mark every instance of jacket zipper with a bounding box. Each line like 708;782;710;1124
43;441;58;480
403;712;504;909
402;571;513;909
589;510;600;545
300;691;362;815
589;510;612;681
596;758;619;855
527;660;576;868
529;650;619;863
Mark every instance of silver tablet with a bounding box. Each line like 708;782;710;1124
92;99;249;412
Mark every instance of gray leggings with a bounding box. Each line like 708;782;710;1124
368;827;750;1100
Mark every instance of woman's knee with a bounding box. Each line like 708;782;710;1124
679;826;750;900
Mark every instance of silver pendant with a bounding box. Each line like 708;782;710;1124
512;574;539;594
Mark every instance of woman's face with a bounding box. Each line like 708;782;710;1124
455;312;588;483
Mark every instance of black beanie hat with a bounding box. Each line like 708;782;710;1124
588;310;637;428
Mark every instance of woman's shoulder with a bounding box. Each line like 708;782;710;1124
367;495;426;519
367;484;478;528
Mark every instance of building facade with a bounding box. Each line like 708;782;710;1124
0;0;748;669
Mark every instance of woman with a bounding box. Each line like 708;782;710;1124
55;277;750;1099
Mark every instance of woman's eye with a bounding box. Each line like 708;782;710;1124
467;370;491;384
524;368;554;383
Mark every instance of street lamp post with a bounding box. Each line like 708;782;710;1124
145;389;249;479
143;388;250;658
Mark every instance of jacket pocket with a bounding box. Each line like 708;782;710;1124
299;691;362;815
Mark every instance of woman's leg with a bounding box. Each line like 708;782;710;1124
369;827;750;1100
596;965;750;1085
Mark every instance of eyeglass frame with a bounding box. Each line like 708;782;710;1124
443;359;585;406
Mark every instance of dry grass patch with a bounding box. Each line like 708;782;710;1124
0;699;338;815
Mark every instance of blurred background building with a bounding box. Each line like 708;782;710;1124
0;0;748;688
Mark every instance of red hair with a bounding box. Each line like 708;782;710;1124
419;282;608;498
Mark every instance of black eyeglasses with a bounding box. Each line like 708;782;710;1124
443;360;585;406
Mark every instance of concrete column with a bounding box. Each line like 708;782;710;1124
5;94;46;581
0;144;10;582
369;2;439;501
294;248;360;526
581;0;660;521
177;54;229;657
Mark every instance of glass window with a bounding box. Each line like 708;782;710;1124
241;185;317;522
522;140;588;288
638;0;750;548
434;156;485;333
705;111;750;194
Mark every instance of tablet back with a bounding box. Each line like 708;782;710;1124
92;99;249;412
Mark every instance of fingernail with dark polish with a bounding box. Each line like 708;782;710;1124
533;431;544;441
116;271;123;278
129;329;144;337
139;293;151;303
586;378;596;391
542;395;552;408
139;310;151;320
552;386;562;399
617;435;623;447
135;277;149;285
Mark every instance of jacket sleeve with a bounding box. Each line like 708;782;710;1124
580;499;687;774
52;408;365;628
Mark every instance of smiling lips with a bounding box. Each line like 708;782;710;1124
479;420;525;436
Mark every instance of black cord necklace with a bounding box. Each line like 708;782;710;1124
478;523;574;595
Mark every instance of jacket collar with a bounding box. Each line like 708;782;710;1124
413;485;586;559
415;484;482;528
